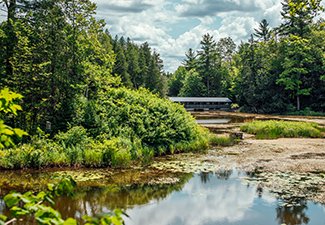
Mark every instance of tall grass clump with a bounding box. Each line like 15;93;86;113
208;134;237;147
240;120;324;139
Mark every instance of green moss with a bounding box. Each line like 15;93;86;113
240;120;323;139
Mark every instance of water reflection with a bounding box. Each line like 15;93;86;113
276;200;310;225
1;170;325;225
196;118;232;124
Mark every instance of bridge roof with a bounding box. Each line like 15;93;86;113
169;97;232;103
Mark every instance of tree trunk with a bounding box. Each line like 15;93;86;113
297;95;300;111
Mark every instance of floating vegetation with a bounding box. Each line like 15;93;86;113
151;159;218;174
245;171;325;204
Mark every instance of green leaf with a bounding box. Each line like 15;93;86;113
63;218;77;225
4;192;21;208
10;206;29;216
13;128;28;137
0;215;7;222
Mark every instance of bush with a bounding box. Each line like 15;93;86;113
240;120;324;139
55;126;89;147
0;87;210;169
76;88;209;155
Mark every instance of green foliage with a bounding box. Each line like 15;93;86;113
0;176;124;225
240;120;323;139
179;69;207;97
168;66;187;96
112;37;167;95
177;34;232;97
254;19;271;41
174;0;325;114
0;88;28;149
208;134;237;146
55;126;89;147
277;35;313;110
82;210;125;225
286;107;325;116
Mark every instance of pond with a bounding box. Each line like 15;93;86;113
2;170;324;225
196;117;249;125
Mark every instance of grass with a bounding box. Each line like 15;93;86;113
240;120;324;139
0;125;211;170
208;134;238;147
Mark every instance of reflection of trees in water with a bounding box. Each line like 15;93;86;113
199;172;210;183
55;173;193;220
276;199;309;225
214;170;233;180
0;199;5;213
256;183;263;198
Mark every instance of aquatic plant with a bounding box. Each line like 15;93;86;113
0;176;124;225
240;120;323;139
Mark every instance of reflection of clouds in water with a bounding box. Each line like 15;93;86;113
125;174;257;225
0;199;5;212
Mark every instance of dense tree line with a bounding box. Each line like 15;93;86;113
111;36;167;96
169;0;325;113
169;35;235;98
0;0;167;135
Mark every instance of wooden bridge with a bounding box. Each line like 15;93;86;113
169;97;232;111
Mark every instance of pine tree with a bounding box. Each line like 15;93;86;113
254;19;271;41
280;0;323;37
183;48;197;71
197;33;222;96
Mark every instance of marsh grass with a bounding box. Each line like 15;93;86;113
208;135;237;147
240;120;324;139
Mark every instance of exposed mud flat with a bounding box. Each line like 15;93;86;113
192;111;325;204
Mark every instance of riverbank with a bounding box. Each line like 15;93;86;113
0;111;324;205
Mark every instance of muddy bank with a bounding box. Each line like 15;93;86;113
0;111;324;205
195;112;325;204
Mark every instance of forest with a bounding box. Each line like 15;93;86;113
0;0;324;169
0;0;324;224
169;0;325;114
0;0;210;169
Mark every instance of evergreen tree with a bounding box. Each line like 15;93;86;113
183;48;197;71
277;35;313;111
197;33;222;96
216;37;236;62
113;40;132;87
254;19;271;41
280;0;323;37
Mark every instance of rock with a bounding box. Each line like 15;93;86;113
230;132;244;140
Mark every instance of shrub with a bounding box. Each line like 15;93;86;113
0;87;211;169
240;120;323;139
54;126;89;147
77;88;209;155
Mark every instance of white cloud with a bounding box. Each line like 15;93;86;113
93;0;295;72
123;173;276;225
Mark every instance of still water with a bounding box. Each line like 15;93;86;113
195;116;249;125
52;171;325;225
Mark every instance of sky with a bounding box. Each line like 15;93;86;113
1;0;324;72
93;0;287;72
